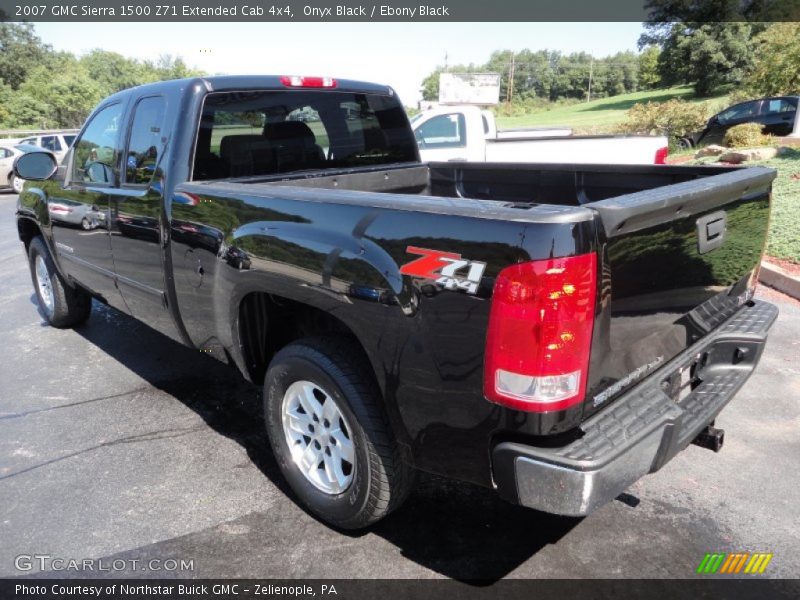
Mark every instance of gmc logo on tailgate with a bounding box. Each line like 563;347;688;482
399;246;487;295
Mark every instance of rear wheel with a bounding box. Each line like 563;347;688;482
677;137;694;150
28;236;92;328
263;337;415;529
10;174;24;194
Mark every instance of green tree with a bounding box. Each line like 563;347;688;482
638;45;661;89
744;22;800;96
80;49;146;96
143;54;203;82
20;61;104;128
0;23;52;90
652;23;754;96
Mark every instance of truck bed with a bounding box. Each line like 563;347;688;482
181;161;774;426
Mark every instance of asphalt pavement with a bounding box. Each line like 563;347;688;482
1;191;798;581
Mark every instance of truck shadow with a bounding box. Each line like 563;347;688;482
72;301;581;582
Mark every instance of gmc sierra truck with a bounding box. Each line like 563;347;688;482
14;76;777;530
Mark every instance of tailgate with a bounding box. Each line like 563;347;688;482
584;166;775;413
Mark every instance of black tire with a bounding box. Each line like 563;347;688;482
678;137;694;150
28;236;92;328
81;217;92;230
264;337;415;529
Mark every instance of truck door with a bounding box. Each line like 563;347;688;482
49;102;129;312
107;95;183;341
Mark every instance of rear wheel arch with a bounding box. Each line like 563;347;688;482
236;291;386;393
233;291;413;445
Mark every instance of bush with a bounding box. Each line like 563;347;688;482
722;123;771;148
617;99;708;140
726;89;757;106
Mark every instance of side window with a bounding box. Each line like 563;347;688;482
63;135;76;147
415;114;467;148
72;103;123;185
124;96;167;185
765;99;797;115
0;149;10;158
41;136;62;152
718;101;759;124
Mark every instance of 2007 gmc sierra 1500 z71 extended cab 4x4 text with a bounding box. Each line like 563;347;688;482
14;75;777;529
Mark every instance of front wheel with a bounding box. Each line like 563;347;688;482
264;337;415;529
28;236;92;328
677;137;694;150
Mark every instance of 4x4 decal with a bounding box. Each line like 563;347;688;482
399;246;487;294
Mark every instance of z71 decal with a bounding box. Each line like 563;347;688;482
399;246;487;295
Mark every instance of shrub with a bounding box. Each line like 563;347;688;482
726;89;757;106
722;123;771;148
617;99;708;140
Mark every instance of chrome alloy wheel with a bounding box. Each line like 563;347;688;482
35;254;55;316
281;380;355;495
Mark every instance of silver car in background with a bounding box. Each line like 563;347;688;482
0;144;26;193
48;198;106;230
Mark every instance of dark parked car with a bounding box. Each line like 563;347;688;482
681;96;798;148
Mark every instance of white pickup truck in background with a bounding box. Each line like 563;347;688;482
411;105;669;165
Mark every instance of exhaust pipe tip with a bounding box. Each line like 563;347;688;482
692;425;725;453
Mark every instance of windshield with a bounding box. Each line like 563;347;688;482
192;90;418;181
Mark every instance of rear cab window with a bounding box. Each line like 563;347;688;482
192;90;417;181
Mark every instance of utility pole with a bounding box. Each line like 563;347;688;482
507;53;516;107
587;57;594;103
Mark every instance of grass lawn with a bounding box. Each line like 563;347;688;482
687;149;800;263
494;85;729;132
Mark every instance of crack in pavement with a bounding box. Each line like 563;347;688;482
0;385;176;420
0;425;207;481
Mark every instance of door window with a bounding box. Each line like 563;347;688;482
0;148;11;158
41;136;62;152
72;103;123;185
124;96;167;185
415;114;467;148
717;101;759;124
764;98;797;115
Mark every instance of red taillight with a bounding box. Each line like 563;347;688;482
654;146;669;164
483;253;597;412
50;205;71;213
279;75;337;88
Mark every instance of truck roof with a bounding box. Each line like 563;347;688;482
102;75;397;104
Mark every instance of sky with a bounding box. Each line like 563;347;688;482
33;22;644;104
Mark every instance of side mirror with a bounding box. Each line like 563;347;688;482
14;152;58;181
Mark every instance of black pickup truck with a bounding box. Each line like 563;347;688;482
15;76;778;529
